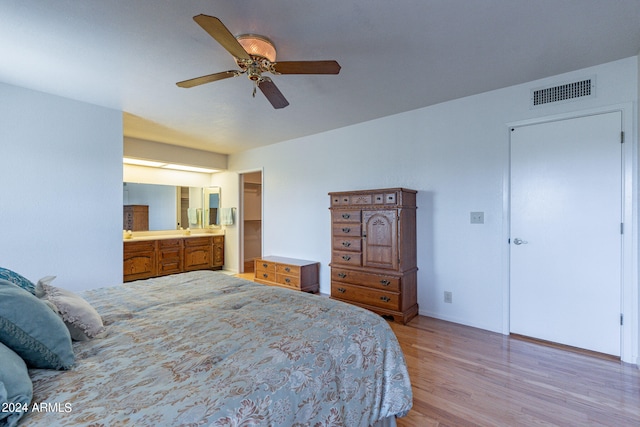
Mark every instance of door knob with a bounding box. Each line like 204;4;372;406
513;238;528;245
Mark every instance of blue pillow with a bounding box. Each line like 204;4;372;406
0;280;74;369
0;267;35;294
0;341;32;427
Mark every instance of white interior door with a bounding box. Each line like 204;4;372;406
510;112;622;356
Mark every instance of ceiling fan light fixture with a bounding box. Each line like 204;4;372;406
236;34;276;62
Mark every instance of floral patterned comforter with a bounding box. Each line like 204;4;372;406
23;271;412;426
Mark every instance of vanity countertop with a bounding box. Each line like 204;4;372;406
124;230;224;242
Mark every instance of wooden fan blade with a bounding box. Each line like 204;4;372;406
193;15;250;60
258;78;289;109
272;60;341;75
176;71;240;88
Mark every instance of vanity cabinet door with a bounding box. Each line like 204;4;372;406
212;236;224;267
123;241;156;281
183;237;213;271
157;239;183;276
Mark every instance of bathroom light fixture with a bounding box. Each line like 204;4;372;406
123;158;219;174
123;158;165;168
162;164;219;173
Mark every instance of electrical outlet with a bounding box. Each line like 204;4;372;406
444;291;452;303
470;211;484;224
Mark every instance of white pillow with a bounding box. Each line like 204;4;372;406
36;276;105;341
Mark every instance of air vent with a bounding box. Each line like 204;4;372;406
530;77;595;107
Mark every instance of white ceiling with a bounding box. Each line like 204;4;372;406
1;1;639;155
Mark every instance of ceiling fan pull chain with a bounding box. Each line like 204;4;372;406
252;82;257;98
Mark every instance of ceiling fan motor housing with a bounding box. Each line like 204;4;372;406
237;56;275;81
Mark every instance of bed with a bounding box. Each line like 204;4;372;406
7;270;412;426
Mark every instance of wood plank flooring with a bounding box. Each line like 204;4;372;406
390;316;640;427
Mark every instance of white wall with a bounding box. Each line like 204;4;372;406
124;137;227;171
227;57;638;349
0;83;123;291
211;171;241;272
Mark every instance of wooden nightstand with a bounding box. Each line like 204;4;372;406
254;256;319;293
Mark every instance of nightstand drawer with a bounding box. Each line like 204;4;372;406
276;264;300;276
255;259;276;273
276;274;299;289
256;271;275;282
254;256;319;293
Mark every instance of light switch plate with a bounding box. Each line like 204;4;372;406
470;211;484;224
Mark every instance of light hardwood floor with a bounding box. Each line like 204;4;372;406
390;316;640;426
235;273;640;425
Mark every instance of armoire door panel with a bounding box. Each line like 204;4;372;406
363;210;398;270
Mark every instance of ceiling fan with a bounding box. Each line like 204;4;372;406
176;14;341;109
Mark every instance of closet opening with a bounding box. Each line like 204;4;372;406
240;171;262;273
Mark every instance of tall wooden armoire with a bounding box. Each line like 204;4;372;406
123;205;149;231
329;188;418;324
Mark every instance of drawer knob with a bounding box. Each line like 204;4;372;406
380;280;391;286
341;255;351;261
284;267;291;272
262;273;268;278
341;241;351;247
338;272;347;278
342;227;351;233
342;213;351;219
380;296;391;302
262;263;268;268
285;278;291;283
337;287;346;293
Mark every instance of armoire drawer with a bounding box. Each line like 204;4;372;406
332;236;361;251
332;224;361;237
331;268;400;292
331;251;362;267
350;194;373;205
331;210;361;223
331;282;400;311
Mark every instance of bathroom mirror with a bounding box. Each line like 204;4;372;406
123;183;221;231
204;186;222;227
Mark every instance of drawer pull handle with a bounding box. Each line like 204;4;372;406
338;272;347;278
380;280;391;286
341;241;351;247
285;278;291;283
262;273;268;278
342;227;351;233
380;296;391;302
341;255;351;261
262;263;268;268
337;287;346;293
284;267;291;272
342;213;351;219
